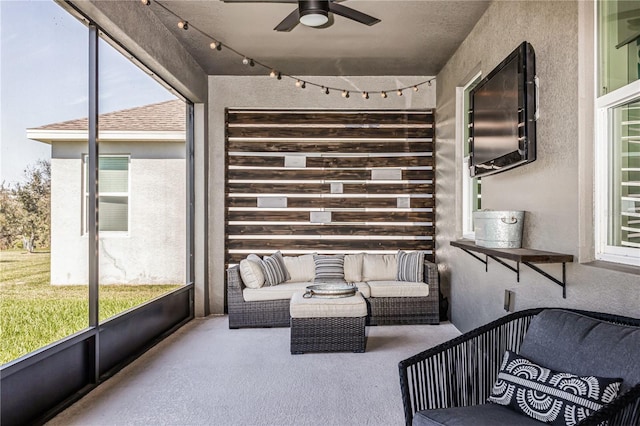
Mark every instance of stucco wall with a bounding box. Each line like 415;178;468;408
436;1;639;332
50;141;186;285
207;75;436;314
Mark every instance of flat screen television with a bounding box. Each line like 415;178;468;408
469;41;537;177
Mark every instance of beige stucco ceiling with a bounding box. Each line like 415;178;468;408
147;0;491;76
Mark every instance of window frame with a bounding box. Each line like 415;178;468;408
595;80;640;266
83;153;131;236
457;71;482;239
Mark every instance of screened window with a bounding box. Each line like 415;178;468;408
459;73;482;238
85;155;129;233
596;0;640;266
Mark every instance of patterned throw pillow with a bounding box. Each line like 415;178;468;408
260;251;290;286
396;250;424;282
489;351;622;426
313;254;345;282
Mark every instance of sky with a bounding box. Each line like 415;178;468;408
0;0;176;185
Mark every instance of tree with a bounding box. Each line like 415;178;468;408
0;160;51;252
0;183;22;249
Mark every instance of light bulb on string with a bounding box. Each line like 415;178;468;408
249;59;255;67
301;81;306;89
413;85;419;92
362;92;369;99
242;57;249;65
270;70;277;78
295;80;302;88
428;80;432;87
397;89;403;97
277;72;282;80
178;21;188;30
210;41;221;51
342;90;349;98
381;91;387;98
141;0;150;5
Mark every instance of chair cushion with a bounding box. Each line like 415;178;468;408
283;254;315;283
313;254;345;281
239;256;265;289
362;254;397;281
367;281;428;297
488;350;622;425
397;250;424;282
243;282;312;302
413;403;542;426
289;291;367;318
344;253;364;283
520;309;640;394
260;251;290;286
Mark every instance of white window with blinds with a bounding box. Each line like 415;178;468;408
596;86;640;266
84;155;130;234
595;0;640;266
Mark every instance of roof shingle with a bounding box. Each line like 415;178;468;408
33;100;185;132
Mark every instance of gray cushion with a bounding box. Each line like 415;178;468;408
413;403;542;426
520;309;640;393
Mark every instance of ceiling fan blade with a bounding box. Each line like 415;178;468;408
329;3;380;26
274;8;300;31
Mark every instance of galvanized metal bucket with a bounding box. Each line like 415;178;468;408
473;210;525;248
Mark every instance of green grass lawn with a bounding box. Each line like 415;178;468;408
0;250;180;365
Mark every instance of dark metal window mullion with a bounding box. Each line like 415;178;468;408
186;103;195;317
88;23;100;383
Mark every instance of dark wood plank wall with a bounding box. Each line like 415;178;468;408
225;109;435;264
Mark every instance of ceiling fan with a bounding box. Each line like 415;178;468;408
222;0;381;32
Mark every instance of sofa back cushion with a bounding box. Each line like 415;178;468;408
362;254;397;281
520;309;640;393
344;253;364;283
284;254;315;282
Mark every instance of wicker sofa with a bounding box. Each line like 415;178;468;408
399;308;640;426
227;254;440;329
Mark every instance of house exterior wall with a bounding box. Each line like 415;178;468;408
50;141;186;285
208;75;436;314
436;0;639;332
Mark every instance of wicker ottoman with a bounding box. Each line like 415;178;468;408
290;291;367;354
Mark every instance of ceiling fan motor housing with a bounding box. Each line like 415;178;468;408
299;0;330;27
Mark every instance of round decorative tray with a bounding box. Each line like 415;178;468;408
303;283;357;299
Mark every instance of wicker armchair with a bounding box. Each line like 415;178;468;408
398;308;640;426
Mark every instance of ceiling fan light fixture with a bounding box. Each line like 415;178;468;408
299;11;328;27
298;0;330;27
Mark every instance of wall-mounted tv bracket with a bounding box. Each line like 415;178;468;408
450;239;574;298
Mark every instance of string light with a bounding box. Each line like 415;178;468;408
143;0;435;99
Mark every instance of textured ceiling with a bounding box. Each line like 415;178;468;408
147;0;491;76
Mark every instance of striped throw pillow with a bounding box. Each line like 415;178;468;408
396;250;424;282
261;251;290;286
313;254;345;282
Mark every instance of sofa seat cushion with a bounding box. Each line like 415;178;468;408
367;281;428;298
413;403;542;426
290;291;367;318
243;282;313;302
519;309;640;394
350;282;370;298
